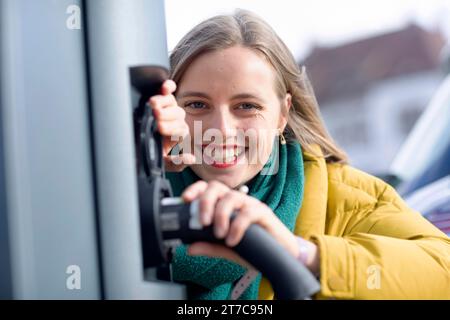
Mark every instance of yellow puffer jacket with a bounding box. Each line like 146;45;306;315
258;145;450;299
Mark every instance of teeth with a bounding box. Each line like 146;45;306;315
225;149;235;158
236;147;245;156
204;146;246;163
212;150;234;162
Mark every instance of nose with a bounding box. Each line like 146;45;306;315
208;107;238;138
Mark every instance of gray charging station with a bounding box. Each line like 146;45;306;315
0;0;185;299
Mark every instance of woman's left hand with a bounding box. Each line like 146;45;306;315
181;180;319;273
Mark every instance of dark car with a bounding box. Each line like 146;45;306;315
388;72;450;235
404;176;450;236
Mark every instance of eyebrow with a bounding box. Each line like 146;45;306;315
177;91;211;99
177;91;264;102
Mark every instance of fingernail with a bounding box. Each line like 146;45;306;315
202;214;211;226
183;191;192;198
215;226;225;239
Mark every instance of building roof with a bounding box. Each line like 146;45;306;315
302;24;446;104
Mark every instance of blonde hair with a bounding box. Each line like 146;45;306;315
169;9;348;163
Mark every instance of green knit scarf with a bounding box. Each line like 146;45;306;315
166;141;304;300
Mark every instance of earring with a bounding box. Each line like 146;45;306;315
279;129;286;145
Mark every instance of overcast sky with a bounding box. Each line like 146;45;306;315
164;0;450;60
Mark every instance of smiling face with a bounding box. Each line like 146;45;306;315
176;46;291;188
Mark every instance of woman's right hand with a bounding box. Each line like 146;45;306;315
148;80;195;172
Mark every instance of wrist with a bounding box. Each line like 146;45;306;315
295;236;320;276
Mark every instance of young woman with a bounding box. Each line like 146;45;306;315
149;9;450;299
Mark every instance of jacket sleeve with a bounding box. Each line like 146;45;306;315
310;182;450;299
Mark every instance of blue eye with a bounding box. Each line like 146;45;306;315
237;103;260;110
185;102;206;109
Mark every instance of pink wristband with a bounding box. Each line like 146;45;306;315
296;236;310;265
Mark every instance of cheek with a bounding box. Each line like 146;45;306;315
184;115;196;131
246;111;280;162
257;130;277;165
185;116;204;143
241;125;276;167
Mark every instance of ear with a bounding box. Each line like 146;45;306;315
278;92;292;131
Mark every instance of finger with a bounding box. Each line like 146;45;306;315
161;79;177;95
188;242;253;268
181;180;208;202
164;153;196;172
149;94;176;110
158;120;189;137
225;207;257;247
199;181;229;226
154;105;186;121
213;191;246;239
